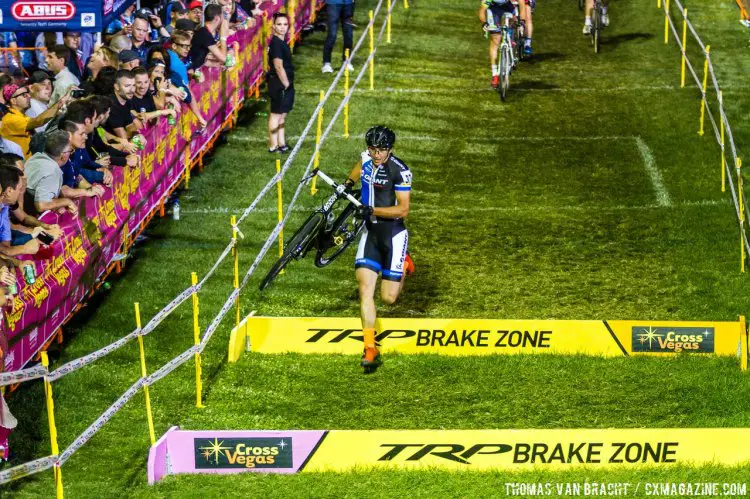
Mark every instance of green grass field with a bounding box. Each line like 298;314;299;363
5;0;750;496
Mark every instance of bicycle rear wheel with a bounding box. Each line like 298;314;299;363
592;5;601;53
259;212;325;291
499;43;511;101
513;22;523;64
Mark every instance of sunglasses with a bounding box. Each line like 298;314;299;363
12;90;30;99
173;42;190;48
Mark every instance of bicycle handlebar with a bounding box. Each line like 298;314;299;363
310;169;363;207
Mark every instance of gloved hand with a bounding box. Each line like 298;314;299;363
356;205;374;219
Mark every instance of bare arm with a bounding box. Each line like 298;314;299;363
478;5;488;23
36;197;78;215
61;185;95;199
373;190;410;219
272;58;290;88
346;160;363;185
26;99;65;130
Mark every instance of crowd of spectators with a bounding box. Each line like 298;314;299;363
0;0;283;460
0;0;279;302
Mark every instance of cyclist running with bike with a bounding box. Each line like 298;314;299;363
342;126;414;373
479;0;530;88
583;0;609;34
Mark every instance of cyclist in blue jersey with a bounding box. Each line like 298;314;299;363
342;126;414;373
479;0;517;88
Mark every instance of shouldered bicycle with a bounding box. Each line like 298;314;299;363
259;169;366;291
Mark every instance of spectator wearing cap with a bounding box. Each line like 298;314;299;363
47;45;80;105
119;50;141;71
0;84;71;157
190;4;230;69
168;31;207;129
189;1;204;24
167;2;191;35
24;130;81;216
25;71;54;134
63;32;84;80
174;20;198;41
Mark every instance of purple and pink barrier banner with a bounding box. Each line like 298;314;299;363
148;427;327;484
0;0;313;374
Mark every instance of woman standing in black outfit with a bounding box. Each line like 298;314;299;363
267;12;294;153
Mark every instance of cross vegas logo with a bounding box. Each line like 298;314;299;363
631;326;714;353
11;1;75;21
194;437;293;469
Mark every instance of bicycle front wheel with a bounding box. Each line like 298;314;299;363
259;212;325;291
315;201;365;267
499;44;511;101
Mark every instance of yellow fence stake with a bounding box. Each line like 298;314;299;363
738;158;745;273
311;91;324;195
262;17;270;73
369;10;375;90
720;91;726;192
41;351;64;499
310;0;317;23
231;216;240;327
741;315;748;372
657;0;661;9
344;49;350;138
276;159;285;267
680;8;687;87
289;0;297;50
191;272;204;408
184;146;191;190
664;0;670;44
404;0;409;9
698;45;710;136
387;7;392;43
135;303;156;445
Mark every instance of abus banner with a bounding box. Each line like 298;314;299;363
228;316;743;360
0;0;134;32
148;428;750;482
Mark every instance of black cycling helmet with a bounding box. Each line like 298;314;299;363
365;125;396;150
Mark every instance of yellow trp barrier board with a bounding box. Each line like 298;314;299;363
228;316;746;360
302;429;750;472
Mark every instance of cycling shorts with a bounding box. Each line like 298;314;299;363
486;2;516;31
355;222;408;282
